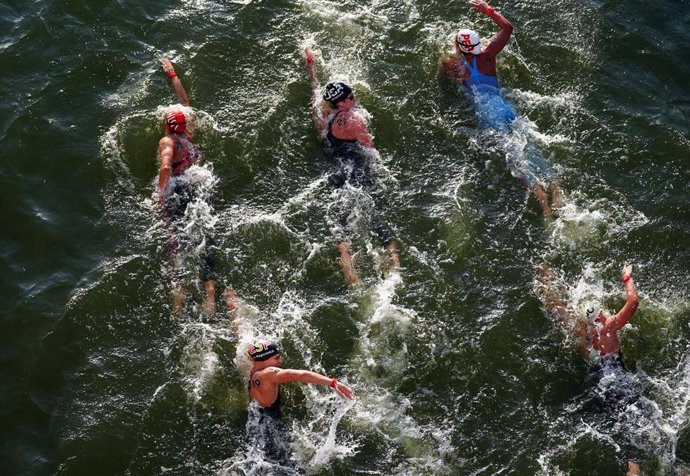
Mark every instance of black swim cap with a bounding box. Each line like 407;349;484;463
323;82;353;105
247;341;281;362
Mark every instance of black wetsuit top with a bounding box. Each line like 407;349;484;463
324;110;372;188
248;376;281;420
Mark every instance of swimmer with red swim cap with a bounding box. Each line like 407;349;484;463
225;290;354;418
158;58;216;316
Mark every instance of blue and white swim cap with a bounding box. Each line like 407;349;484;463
456;29;481;55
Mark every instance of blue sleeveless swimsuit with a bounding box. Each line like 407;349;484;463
460;55;515;131
461;55;554;189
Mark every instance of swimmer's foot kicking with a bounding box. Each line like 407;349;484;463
202;279;217;316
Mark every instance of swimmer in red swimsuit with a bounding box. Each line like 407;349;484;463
158;58;216;316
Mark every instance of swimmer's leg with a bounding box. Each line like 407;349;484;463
224;288;239;320
549;179;563;212
337;242;360;287
386;241;400;270
223;288;242;337
626;461;640;476
202;279;216;316
200;253;216;316
171;282;185;317
532;184;553;219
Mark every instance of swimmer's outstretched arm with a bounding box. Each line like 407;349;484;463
610;264;639;332
161;58;190;107
535;261;589;358
266;368;354;399
470;0;513;56
304;48;329;134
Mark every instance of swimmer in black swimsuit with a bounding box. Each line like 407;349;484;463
304;48;399;287
225;290;355;409
158;58;216;316
225;290;353;470
536;262;643;473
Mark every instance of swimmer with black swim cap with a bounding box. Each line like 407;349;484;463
224;290;354;413
247;341;282;362
323;81;353;106
304;48;400;287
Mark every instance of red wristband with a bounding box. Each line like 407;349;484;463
486;7;494;15
167;71;177;79
329;378;337;388
622;275;631;283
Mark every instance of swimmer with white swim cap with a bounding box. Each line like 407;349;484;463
441;0;512;92
441;0;562;219
535;262;640;361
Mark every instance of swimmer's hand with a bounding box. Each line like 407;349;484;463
304;47;315;65
622;264;633;282
470;0;491;14
160;58;176;77
331;380;354;400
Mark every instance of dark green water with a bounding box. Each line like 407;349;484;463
2;0;690;474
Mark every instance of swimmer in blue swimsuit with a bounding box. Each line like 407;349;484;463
305;48;399;287
158;58;216;316
442;0;562;218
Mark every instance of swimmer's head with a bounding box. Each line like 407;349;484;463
247;341;281;362
323;82;353;106
585;304;602;322
165;111;187;134
456;29;481;55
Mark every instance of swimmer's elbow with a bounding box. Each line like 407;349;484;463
629;293;640;307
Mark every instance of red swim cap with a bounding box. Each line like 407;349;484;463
165;111;187;134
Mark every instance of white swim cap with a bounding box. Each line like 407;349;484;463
456;29;481;55
585;305;601;322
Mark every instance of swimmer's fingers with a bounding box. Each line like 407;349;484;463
622;264;633;277
470;0;488;13
160;57;173;71
334;382;354;400
304;48;316;66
